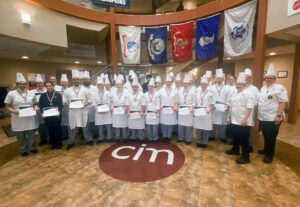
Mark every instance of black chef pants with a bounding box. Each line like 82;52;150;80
44;116;62;147
231;124;251;159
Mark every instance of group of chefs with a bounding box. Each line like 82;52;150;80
4;62;288;164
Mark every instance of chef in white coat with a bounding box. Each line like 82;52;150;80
124;70;143;92
205;70;213;87
104;74;111;92
144;78;160;142
93;76;112;144
173;73;181;136
194;76;214;148
155;76;162;92
177;75;195;145
126;77;146;142
159;75;178;142
31;74;48;146
63;70;94;150
111;76;128;143
163;72;176;90
49;76;63;92
60;74;69;140
209;68;230;143
226;72;254;164
257;63;288;164
226;75;237;141
5;73;39;156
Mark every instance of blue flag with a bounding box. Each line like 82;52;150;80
195;14;220;60
145;26;167;64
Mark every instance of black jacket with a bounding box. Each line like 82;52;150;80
38;91;63;114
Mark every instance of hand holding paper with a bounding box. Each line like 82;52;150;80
69;99;84;109
19;105;36;117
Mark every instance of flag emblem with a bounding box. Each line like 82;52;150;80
150;38;165;55
231;22;249;41
127;41;139;53
199;33;215;47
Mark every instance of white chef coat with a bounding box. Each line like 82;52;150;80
4;90;38;131
54;85;63;92
227;84;237;100
31;87;47;124
209;84;230;125
144;91;160;125
258;83;288;121
124;81;143;93
230;90;255;126
194;89;214;130
177;87;195;127
159;87;178;125
126;90;145;129
111;88;128;128
245;84;259;106
84;84;98;122
63;86;91;129
93;89;112;125
59;87;69;126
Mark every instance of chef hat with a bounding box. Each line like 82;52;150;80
266;63;275;76
116;77;122;84
148;77;155;86
72;70;80;78
245;68;252;76
236;72;246;84
205;70;212;78
182;75;190;83
100;73;105;79
165;75;172;82
168;71;174;78
113;74;118;81
83;71;90;79
132;77;139;86
126;75;129;82
16;72;26;83
97;76;104;85
201;75;208;84
129;70;135;77
105;76;110;85
155;76;162;83
79;71;84;79
35;74;44;83
118;74;124;81
61;74;68;82
175;73;181;81
215;68;224;78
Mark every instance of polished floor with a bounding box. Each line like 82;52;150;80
0;114;299;207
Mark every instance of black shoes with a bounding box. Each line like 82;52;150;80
263;156;273;164
185;141;191;145
208;137;215;141
177;139;184;143
249;146;253;153
30;149;38;154
87;141;94;146
108;139;114;143
258;149;265;154
96;140;103;144
220;139;227;143
115;139;121;143
236;157;250;164
50;145;56;150
21;152;29;157
197;143;207;148
66;144;74;150
225;149;240;155
39;140;48;146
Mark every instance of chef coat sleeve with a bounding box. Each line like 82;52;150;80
4;91;13;104
277;85;288;103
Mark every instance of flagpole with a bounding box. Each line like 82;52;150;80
109;7;118;75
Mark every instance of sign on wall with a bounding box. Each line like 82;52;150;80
288;0;300;16
92;0;130;8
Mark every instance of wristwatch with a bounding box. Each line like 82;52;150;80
276;114;282;118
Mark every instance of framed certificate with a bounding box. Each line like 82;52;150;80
43;107;59;117
69;99;84;109
19;105;36;117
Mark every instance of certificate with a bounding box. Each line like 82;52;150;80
97;104;109;113
43;107;59;117
130;112;141;120
113;106;125;115
19;105;36;117
147;111;157;120
194;107;207;117
178;107;190;115
215;102;227;112
162;106;173;115
69;99;84;109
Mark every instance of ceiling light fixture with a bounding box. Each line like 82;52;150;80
269;52;276;56
75;61;80;64
226;57;231;60
97;61;102;64
21;56;29;59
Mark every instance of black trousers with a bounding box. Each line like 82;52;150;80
226;123;233;138
259;121;281;159
44;117;62;147
231;124;251;159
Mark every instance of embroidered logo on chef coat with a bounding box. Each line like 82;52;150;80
99;143;185;182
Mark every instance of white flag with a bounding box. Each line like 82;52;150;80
119;26;141;64
224;0;257;57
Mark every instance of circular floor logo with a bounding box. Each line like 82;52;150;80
99;143;185;182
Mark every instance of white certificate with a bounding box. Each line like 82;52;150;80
147;112;157;120
162;106;173;115
113;106;125;115
215;103;227;112
43;107;59;117
130;112;141;120
194;108;207;117
179;107;190;115
19;105;36;117
97;104;109;113
69;99;84;109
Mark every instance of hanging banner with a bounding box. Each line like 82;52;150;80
195;13;220;60
119;26;141;64
224;0;257;57
288;0;300;16
92;0;130;8
170;22;193;62
145;26;167;64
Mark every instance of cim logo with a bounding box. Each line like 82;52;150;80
294;0;300;10
99;143;185;182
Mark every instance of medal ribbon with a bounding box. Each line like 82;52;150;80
200;90;208;106
18;90;28;103
73;86;81;98
215;84;223;96
46;91;55;105
183;88;189;104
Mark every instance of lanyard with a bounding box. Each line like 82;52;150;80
18;90;28;104
73;86;81;98
133;91;139;102
117;89;123;101
148;91;154;103
215;84;223;96
200;90;208;105
165;88;171;97
98;89;105;102
46;91;55;106
183;88;190;104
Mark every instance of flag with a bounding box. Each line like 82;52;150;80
195;13;220;60
170;22;193;62
224;0;257;57
119;26;141;64
145;26;167;64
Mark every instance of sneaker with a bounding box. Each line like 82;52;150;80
66;144;74;150
236;157;250;164
225;149;240;155
263;156;273;164
30;149;38;154
87;141;94;146
21;152;29;157
177;139;184;143
39;140;48;146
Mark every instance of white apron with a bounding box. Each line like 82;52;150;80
58;88;69;126
111;88;128;128
126;91;145;129
159;87;178;126
145;91;160;125
177;87;195;127
194;89;214;130
93;89;112;125
31;88;46;124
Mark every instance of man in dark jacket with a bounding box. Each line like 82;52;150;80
142;74;152;93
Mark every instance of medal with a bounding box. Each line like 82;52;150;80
215;84;223;97
117;89;123;101
183;88;189;104
133;91;139;102
149;92;154;103
73;86;81;98
98;89;104;103
46;91;55;106
18;90;28;104
200;90;208;106
165;88;171;97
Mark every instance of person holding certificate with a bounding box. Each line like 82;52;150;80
126;77;146;143
177;75;195;145
38;82;63;150
63;70;94;150
93;76;112;144
194;76;215;148
4;73;39;156
159;74;178;142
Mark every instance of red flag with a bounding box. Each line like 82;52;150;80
170;22;193;62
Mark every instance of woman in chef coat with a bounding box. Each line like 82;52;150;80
177;75;195;145
226;72;254;164
194;76;215;148
93;76;113;143
159;75;178;142
111;77;128;143
5;73;39;156
126;77;146;142
257;63;288;164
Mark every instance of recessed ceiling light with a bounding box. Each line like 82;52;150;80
75;61;80;64
117;63;121;65
97;61;102;64
21;56;29;59
226;57;231;60
269;52;276;56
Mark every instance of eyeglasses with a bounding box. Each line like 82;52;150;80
264;77;275;80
